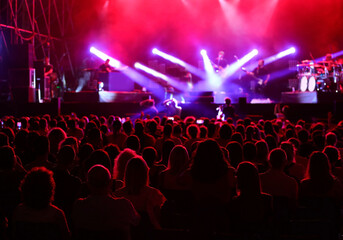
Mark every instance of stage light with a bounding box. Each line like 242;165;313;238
261;47;296;66
200;49;207;56
252;49;258;56
238;49;259;65
221;49;259;80
152;48;205;78
134;62;190;92
200;49;214;74
152;48;186;67
332;50;343;59
134;62;168;81
276;47;296;59
89;46;120;68
199;49;222;89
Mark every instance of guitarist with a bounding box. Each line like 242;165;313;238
44;57;59;99
213;51;228;73
247;59;270;96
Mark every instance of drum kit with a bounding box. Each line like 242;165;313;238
297;60;343;93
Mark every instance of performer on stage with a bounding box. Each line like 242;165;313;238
44;57;59;99
99;59;114;73
213;51;228;73
217;97;236;120
163;98;182;117
248;59;270;96
183;71;193;90
324;53;336;72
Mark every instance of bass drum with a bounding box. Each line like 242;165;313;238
299;75;316;92
300;76;308;92
308;76;316;92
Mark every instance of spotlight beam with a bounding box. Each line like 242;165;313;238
152;48;206;78
90;47;121;68
134;62;190;92
315;49;343;62
199;49;222;89
89;46;167;99
221;49;259;79
134;62;168;81
200;49;215;74
263;47;296;65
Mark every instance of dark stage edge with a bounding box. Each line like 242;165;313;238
1;91;343;121
0;101;340;122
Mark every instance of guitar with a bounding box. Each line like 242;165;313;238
216;105;224;120
241;67;270;87
211;60;227;73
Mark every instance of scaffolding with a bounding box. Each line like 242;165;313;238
0;0;75;82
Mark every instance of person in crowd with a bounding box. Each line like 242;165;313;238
134;121;155;151
226;141;243;169
325;132;337;147
142;147;166;187
48;127;67;159
299;151;343;203
281;141;305;182
184;124;202;155
172;124;187;143
53;146;81;223
104;144;120;169
84;127;103;150
0;146;25;225
159;145;191;190
115;157;166;230
215;124;232;147
73;165;139;240
25;135;55;170
229;161;273;238
107;119;128;150
155;124;182;156
66;119;84;141
125;135;141;153
190;139;235;235
243;141;257;162
260;148;298;201
12;167;70;240
113;148;138;181
323;146;343;183
255;140;269;172
122;120;134;136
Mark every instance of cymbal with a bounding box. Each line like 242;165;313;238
301;60;313;64
297;63;311;67
317;60;336;64
83;68;97;72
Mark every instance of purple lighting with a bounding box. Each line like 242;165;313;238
263;46;296;65
90;47;121;68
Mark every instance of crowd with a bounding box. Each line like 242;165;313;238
1;110;343;240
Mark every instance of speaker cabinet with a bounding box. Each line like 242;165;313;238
12;87;36;103
98;72;134;91
8;68;36;88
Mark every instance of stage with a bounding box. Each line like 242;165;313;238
1;90;342;122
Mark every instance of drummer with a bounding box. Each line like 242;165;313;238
324;53;336;72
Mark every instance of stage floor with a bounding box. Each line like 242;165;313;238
1;90;343;121
0;99;339;122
